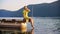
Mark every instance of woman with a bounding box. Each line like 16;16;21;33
23;6;34;28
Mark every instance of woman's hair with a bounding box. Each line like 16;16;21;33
24;6;28;9
24;6;30;11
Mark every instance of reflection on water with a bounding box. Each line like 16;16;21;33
0;28;34;34
33;17;60;34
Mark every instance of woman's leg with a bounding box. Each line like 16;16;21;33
29;18;34;28
23;18;34;28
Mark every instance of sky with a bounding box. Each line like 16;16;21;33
0;0;58;11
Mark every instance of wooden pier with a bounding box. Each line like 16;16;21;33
0;19;27;29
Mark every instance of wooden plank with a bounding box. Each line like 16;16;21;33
0;22;27;28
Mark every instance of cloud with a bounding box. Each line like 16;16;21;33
0;0;58;11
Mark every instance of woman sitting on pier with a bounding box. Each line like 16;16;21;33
23;6;34;28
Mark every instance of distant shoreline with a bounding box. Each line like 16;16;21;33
0;17;60;19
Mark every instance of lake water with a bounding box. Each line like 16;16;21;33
0;17;60;34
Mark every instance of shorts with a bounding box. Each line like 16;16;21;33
23;18;31;22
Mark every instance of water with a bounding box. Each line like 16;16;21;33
0;17;60;34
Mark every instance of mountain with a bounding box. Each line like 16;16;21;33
31;0;60;17
0;0;60;17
